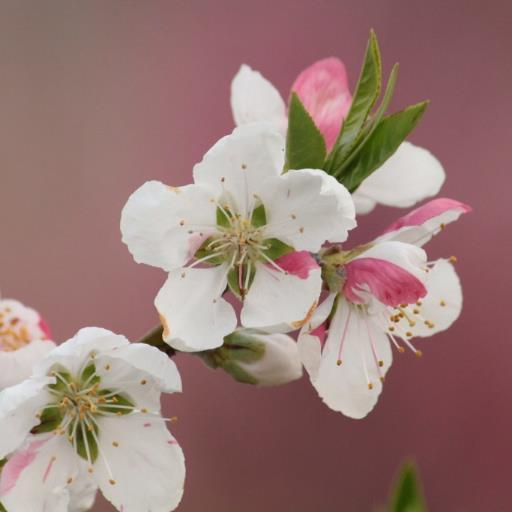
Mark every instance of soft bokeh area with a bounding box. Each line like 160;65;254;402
1;1;509;510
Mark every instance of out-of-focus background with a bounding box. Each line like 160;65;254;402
1;1;509;510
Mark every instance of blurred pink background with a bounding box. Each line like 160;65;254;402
0;1;509;510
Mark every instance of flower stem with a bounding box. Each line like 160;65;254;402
137;324;176;358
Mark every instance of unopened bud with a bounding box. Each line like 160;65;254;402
201;329;303;386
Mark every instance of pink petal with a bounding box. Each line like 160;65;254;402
343;257;427;307
310;322;327;348
383;198;472;234
0;438;48;496
273;251;319;279
38;317;52;340
291;57;352;152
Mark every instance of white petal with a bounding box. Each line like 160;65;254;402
354;142;445;212
297;293;337;381
93;415;185;512
241;262;322;332
309;300;392;419
352;193;377;215
99;344;182;393
405;259;462;337
0;340;56;390
231;64;287;134
67;467;98;512
1;434;82;512
193;124;285;218
121;180;217;271
260;169;356;251
155;264;237;352
0;376;53;458
35;328;129;377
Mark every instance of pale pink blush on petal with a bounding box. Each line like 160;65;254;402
343;257;427;307
291;57;352;151
0;438;49;496
187;231;213;259
310;322;327;348
273;251;319;279
383;198;472;234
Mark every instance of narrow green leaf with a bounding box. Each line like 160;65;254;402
261;238;294;261
285;92;326;171
251;203;267;228
325;29;382;172
341;101;428;192
31;405;64;434
390;461;427;512
334;63;399;179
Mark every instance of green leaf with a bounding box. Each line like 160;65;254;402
285;92;326;171
31;405;64;434
389;461;427;512
334;63;399;179
340;101;428;192
325;29;382;172
251;203;267;228
261;238;294;261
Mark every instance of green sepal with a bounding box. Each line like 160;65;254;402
223;329;266;363
216;206;232;228
31;405;64;434
0;458;7;470
220;361;259;385
193;237;225;266
340;101;428;192
97;390;135;415
260;238;294;261
285;92;327;171
0;502;7;512
80;363;100;387
251;203;267;228
389;461;427;512
227;264;255;299
325;29;382;172
74;420;99;464
48;367;73;393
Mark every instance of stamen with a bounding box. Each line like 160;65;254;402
336;308;352;366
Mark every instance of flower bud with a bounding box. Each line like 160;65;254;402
202;329;303;386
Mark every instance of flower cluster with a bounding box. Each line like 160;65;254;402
0;31;470;511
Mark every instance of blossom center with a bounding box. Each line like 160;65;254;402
33;356;135;471
0;307;32;352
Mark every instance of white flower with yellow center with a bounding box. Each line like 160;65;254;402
0;298;55;390
121;124;356;351
0;328;185;512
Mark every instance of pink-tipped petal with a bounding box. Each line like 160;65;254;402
378;198;472;247
37;318;52;340
291;58;352;151
273;251;319;279
344;257;427;307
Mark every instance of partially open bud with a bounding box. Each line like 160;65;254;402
201;329;303;386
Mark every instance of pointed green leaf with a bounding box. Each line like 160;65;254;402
340;101;428;192
390;461;427;512
325;29;382;172
333;63;399;179
285;92;326;171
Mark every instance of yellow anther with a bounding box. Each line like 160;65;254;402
415;350;423;358
440;300;446;307
336;359;342;366
406;331;413;337
140;379;147;385
112;441;119;447
368;383;374;390
449;255;457;263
